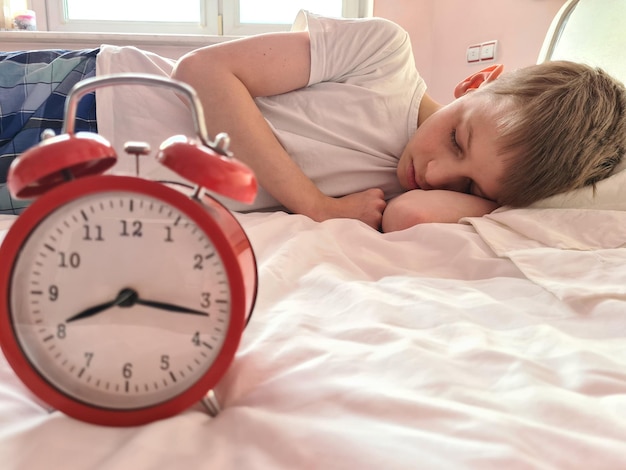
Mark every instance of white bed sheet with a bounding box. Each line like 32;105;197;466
2;209;626;469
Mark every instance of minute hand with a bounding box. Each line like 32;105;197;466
135;297;209;316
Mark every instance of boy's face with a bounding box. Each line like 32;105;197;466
397;91;510;202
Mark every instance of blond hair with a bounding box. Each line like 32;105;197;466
479;61;626;206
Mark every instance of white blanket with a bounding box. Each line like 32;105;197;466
2;208;626;469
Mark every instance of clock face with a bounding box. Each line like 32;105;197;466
8;189;233;410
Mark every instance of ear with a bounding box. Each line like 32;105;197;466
453;64;504;98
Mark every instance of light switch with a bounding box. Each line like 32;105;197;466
466;45;481;63
480;41;497;61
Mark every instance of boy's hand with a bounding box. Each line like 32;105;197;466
310;188;387;229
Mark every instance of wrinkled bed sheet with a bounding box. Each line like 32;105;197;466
1;208;626;469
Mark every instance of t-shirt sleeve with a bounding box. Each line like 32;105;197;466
292;10;415;87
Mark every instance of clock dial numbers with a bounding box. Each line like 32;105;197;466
10;191;232;410
82;223;104;241
48;284;59;301
119;219;143;238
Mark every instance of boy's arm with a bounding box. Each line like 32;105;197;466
381;190;500;232
172;32;386;229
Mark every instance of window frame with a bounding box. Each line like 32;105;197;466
31;0;372;36
221;0;368;36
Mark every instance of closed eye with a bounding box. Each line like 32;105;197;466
467;180;478;196
450;129;462;152
468;181;494;201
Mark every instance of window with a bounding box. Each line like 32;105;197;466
30;0;372;36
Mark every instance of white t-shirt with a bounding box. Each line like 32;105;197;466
96;11;426;212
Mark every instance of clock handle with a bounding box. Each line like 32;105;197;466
62;74;215;150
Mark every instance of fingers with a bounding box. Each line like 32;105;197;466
360;188;386;229
315;188;387;229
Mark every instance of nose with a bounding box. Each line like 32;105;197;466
425;160;471;193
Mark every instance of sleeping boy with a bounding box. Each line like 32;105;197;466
170;10;626;231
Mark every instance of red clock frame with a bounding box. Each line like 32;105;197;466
0;175;257;426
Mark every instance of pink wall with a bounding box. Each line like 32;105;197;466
374;0;567;103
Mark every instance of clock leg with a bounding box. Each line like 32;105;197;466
27;393;56;414
200;389;221;417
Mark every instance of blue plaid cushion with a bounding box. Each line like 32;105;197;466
0;48;99;214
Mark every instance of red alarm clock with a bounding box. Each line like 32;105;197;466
0;74;257;426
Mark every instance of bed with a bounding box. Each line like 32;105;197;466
2;0;626;468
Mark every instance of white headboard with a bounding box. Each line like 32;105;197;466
538;0;626;85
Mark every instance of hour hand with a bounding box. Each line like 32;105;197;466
65;288;136;323
66;300;116;323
